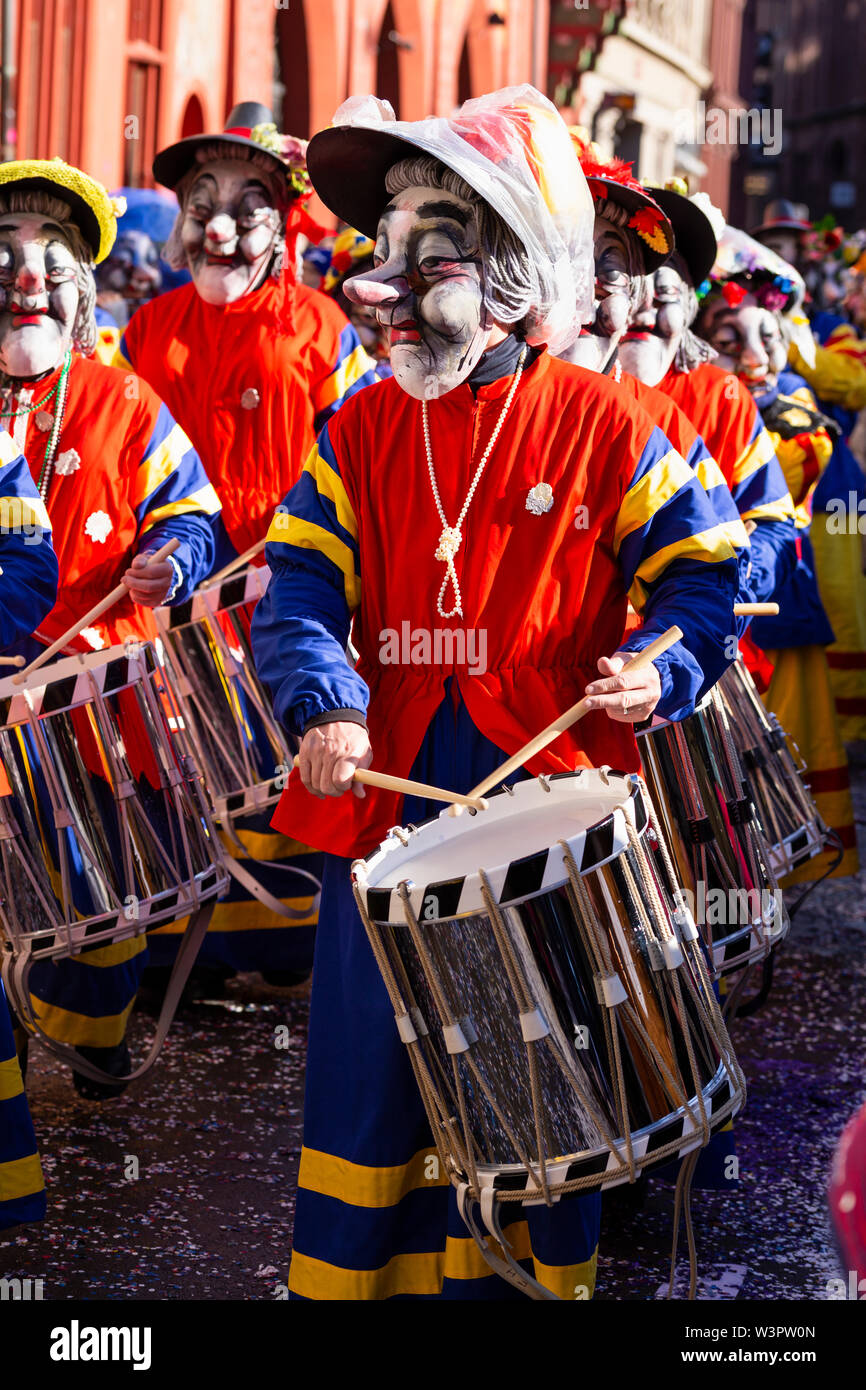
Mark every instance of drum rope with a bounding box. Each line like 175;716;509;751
352;882;472;1187
667;1149;701;1300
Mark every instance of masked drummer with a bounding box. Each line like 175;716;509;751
617;182;798;617
562;139;751;637
115;103;379;991
251;88;739;1301
0;158;221;1098
693;230;858;881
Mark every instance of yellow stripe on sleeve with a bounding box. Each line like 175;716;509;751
0;429;22;467
731;424;776;487
266;512;360;610
0;495;52;533
305;447;358;542
614;449;694;552
694;455;728;494
739;494;796;525
628;521;738;610
315;344;375;414
135;423;190;503
140;483;222;531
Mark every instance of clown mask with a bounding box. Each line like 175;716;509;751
97;229;162;311
342;185;495;400
0;213;79;378
565;214;644;372
180;160;282;305
696;290;787;395
619;260;690;386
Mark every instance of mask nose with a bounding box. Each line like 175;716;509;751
343;267;405;308
16;262;45;296
204;214;237;246
630;278;656;329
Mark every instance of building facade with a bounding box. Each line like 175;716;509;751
0;0;542;191
735;0;866;233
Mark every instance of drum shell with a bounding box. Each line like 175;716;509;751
354;770;744;1197
155;565;290;824
0;642;226;965
716;661;825;877
637;695;787;978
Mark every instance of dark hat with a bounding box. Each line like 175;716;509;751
645;184;718;288
153;101;304;192
749;198;811;239
567;135;674;273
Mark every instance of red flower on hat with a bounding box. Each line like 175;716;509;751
628;206;670;255
722;282;748;308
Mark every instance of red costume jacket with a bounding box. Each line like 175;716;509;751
118;271;377;556
254;352;739;857
0;354;220;651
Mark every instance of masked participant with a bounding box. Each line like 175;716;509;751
564;143;750;632
118;102;377;573
252;87;739;1301
0;433;57;1228
94;187;184;360
694;228;857;881
116;106;380;987
618;183;797;629
0;158;221;1095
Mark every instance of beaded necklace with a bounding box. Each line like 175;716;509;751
0;351;72;500
422;344;527;620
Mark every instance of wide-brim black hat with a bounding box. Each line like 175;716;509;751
308;124;468;239
647;187;717;288
153;101;288;190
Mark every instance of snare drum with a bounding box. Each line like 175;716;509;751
155;564;286;824
352;769;745;1298
715;659;826;878
638;692;787;979
0;642;227;1077
154;564;321;950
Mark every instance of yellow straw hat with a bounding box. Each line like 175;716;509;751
0;158;122;263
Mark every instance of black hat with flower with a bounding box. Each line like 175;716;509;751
153;101;311;201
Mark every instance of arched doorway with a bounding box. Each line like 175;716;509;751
275;0;311;138
180;94;205;138
376;3;400;117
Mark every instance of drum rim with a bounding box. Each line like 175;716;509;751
354;768;651;924
155;562;270;628
0;640;156;712
457;1059;744;1194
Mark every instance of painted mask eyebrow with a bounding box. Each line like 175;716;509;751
413;200;472;226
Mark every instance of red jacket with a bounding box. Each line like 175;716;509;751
118;272;376;555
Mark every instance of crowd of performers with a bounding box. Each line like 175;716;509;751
1;85;866;1301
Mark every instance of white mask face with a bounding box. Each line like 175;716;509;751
344;185;491;399
619;262;689;386
181;160;282;305
0;213;80;377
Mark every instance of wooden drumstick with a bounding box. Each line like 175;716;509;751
292;755;488;812
13;537;180;685
733;602;779;616
0;655;25;667
450;625;684;815
208;535;268;586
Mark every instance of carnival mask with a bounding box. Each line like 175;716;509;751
0;213;79;378
342;186;490;400
180;160;282;305
97;229;162;306
565;215;643;372
619;261;689;386
695;292;787;394
759;229;802;270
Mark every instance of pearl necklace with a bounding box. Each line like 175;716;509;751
422;344;527;620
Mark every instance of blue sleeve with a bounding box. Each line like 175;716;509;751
0;442;58;648
137;514;217;603
251;548;370;739
618;558;739;719
746;516;799;606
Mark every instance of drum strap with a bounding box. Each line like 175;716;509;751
3;899;217;1086
220;841;322;921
